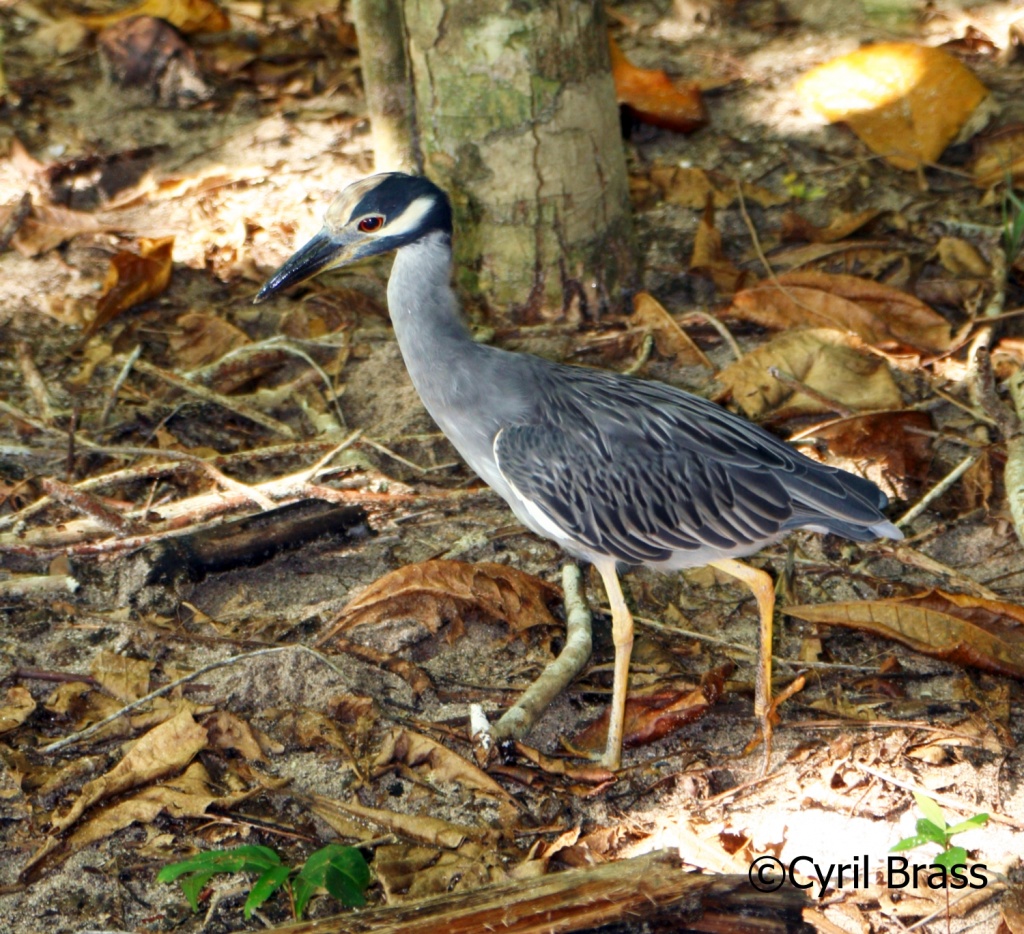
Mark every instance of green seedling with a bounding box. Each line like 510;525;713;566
157;843;371;920
890;790;988;872
1002;183;1024;266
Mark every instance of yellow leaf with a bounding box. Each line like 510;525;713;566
797;42;988;170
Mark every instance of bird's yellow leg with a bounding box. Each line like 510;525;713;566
709;558;776;772
595;561;633;771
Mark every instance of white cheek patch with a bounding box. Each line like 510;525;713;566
378;195;435;238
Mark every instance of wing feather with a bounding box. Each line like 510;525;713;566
492;361;897;566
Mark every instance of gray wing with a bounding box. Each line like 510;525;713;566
492;364;897;566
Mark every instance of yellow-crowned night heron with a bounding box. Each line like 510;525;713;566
256;173;902;770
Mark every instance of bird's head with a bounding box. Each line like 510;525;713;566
254;172;452;303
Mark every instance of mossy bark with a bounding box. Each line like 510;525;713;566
353;0;635;323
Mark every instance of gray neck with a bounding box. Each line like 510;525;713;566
387;231;471;355
384;230;526;489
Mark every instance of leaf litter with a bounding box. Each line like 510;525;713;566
1;1;1023;932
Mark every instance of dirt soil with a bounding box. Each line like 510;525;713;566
1;1;1023;933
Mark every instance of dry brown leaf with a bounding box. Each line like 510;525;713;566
168;311;249;369
90;651;152;703
29;761;251;876
727;272;952;354
781;209;882;243
609;36;706;133
0;686;36;736
797;42;989;170
308;793;483;849
785;589;1024;679
799;411;933;500
629;292;711;367
45;681;124;731
573;668;725;752
331;560;562;638
12;203;107;257
375;842;504;903
971;124;1024;188
649;164;787;209
50;708;208;833
81;0;228;33
204;710;267;762
89;236;175;336
688;196;755;295
373;728;510;798
269;708;355;756
716;328;903;420
936;237;990;277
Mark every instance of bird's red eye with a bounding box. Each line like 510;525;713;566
358;215;384;233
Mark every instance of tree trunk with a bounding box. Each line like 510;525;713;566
352;0;635;324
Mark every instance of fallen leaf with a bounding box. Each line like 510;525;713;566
716;328;903;419
91;650;152;703
0;686;36;736
12;203;108;257
785;589;1024;679
505;743;614;784
80;0;228;34
50;708;208;833
796;411;933;500
205;710;267;762
26;761;250;878
936;237;990;277
168;311;249;369
308;793;482;849
649;165;787;209
797;41;989;171
89;236;175;336
971;124;1024;188
374;842;504;902
328;560;562;640
629;292;711;367
574;668;726;752
727;272;952;354
688;196;754;295
609;36;706;133
373;729;510;798
781;209;882;243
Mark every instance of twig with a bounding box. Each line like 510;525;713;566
132;358;296;438
678;309;742;363
896;453;978;528
40;477;143;536
99;344;142;428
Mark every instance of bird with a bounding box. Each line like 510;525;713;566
255;172;903;770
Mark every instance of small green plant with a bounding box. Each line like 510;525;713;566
781;172;826;202
1002;182;1024;265
890;791;988;871
157;843;371;920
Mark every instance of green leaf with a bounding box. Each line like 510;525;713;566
293;846;370;912
179;871;217;912
244;865;292;919
157;845;282;883
325;863;367;907
912;792;946;831
915;818;947;846
292;875;315;921
890;834;930;852
946;814;988;836
934;846;968;871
